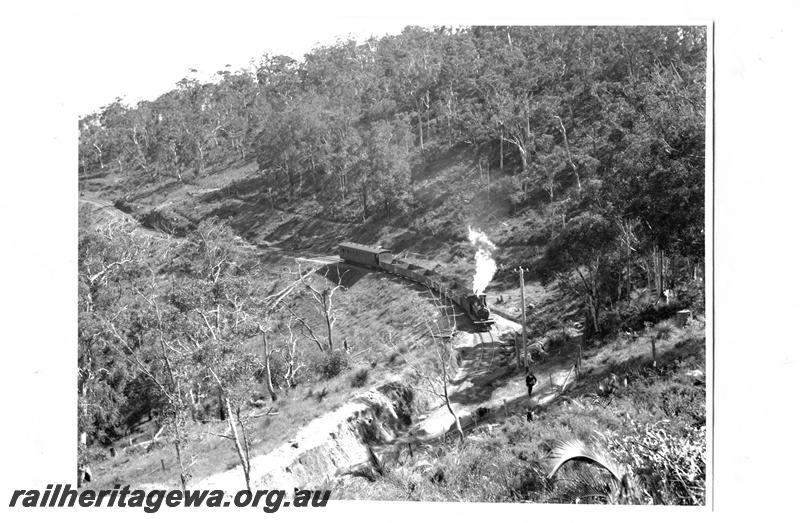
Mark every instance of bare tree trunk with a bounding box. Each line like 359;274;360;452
283;154;292;202
424;91;431;141
188;387;198;421
217;389;226;420
502;135;528;172
93;143;104;169
171;414;188;490
652;246;659;296
324;293;334;353
223;398;251;491
261;331;277;401
166;143;180;182
447;85;454;145
196;142;205;175
443;380;463;442
78;382;90;486
294;268;343;354
237;412;251;478
281;322;303;388
499;129;504;171
554;115;580;192
517;142;528;171
416;99;424;151
361;184;368;222
207;365;252;491
588;296;599;334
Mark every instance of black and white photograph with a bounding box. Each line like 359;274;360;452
2;1;799;521
74;21;708;505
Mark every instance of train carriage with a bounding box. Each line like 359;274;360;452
337;242;392;269
337;242;494;331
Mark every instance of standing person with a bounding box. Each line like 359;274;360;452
525;367;538;397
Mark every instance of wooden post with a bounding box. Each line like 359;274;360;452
161;459;166;471
519;267;526;369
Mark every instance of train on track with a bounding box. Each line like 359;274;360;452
337;242;494;331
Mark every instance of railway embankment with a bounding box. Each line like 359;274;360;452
181;316;525;494
191;380;422;493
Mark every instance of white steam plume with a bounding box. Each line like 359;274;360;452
468;225;496;295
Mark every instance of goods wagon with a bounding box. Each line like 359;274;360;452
338;242;494;331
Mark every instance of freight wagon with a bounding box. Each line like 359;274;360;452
337;242;494;331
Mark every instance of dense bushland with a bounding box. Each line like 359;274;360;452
80;25;705;334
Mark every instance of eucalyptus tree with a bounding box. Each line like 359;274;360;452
540;212;619;333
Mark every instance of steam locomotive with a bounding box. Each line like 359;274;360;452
337;242;494;331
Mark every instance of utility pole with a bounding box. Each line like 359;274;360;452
518;266;526;369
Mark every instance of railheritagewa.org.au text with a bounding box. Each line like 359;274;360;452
8;484;330;512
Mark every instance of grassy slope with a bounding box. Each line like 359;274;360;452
79;146;552;295
335;319;706;503
79;145;706;497
86;266;447;490
81;197;448;489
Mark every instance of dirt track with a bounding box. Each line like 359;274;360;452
411;312;582;438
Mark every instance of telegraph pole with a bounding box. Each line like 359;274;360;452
518;266;526;369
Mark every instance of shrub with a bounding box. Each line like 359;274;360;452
654;322;673;340
489;175;524;212
618;301;687;333
351;368;370;388
315;388;329;402
658;383;706;427
546;329;571;352
597;309;622;336
677;279;705;314
639;302;686;326
606;421;706;505
527;227;552;247
318;350;350;380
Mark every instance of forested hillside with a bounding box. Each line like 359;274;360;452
78;25;706;503
80;24;704;315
